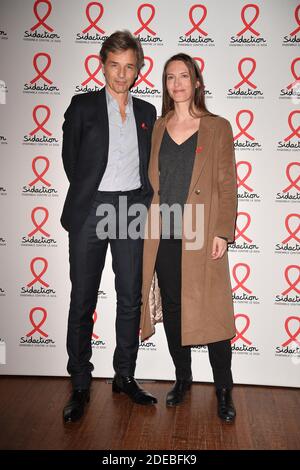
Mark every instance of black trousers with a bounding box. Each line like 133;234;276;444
155;238;233;389
67;189;147;390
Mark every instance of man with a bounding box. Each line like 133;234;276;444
61;30;157;423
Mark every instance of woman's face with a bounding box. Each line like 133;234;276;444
165;60;194;104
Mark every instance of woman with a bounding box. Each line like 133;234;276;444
141;53;237;423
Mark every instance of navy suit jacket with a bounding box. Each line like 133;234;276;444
61;87;157;232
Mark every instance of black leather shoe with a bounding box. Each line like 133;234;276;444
112;375;157;405
63;389;90;423
166;378;193;406
216;388;236;423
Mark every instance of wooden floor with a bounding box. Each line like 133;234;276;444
0;376;299;450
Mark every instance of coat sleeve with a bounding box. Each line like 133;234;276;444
61;95;81;182
213;119;237;243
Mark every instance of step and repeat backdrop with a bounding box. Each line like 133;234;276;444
0;0;299;387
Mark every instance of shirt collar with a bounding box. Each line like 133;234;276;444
105;87;133;115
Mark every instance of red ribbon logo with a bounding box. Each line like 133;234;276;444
282;213;300;244
82;2;105;34
290;4;300;36
283;162;300;193
231;314;252;345
287;58;300;90
134;56;154;87
27;257;49;288
284;110;300;142
232;263;252;294
81;54;104;87
30;53;52;85
234;110;255;141
185;4;208;37
29;105;52;136
237;4;260;37
31;0;53;32
134;3;156;36
236;161;253;192
92;311;99;340
282;316;300;347
28;207;50;238
282;265;300;295
26;307;48;337
234;57;257;89
235;212;252;243
29;156;51;187
193;57;205;73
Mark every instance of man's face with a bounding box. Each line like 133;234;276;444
103;49;138;97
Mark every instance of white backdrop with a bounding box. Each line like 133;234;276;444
0;0;299;387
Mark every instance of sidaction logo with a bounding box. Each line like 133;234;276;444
229;4;267;46
19;307;55;346
21;207;57;247
279;58;300;100
23;105;59;146
229;212;260;252
75;2;108;43
134;3;163;45
22;156;58;197
139;339;156;351
178;4;215;46
282;4;300;46
275;316;300;356
231;314;259;354
131;57;161;98
233;110;262;151
275;265;300;305
227;58;264;98
75;55;104;93
231;263;259;303
277;111;300;151
24;52;60;94
23;0;60;42
236;160;261;201
20;257;56;297
276;162;300;203
275;213;300;254
91;311;106;348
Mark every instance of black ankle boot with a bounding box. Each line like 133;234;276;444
166;378;192;406
216;388;236;423
63;389;90;423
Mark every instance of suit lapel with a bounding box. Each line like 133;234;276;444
95;87;109;163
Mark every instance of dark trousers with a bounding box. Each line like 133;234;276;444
67;189;146;390
155;238;233;389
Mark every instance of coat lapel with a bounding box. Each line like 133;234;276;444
148;119;165;192
186;112;214;199
149;111;214;197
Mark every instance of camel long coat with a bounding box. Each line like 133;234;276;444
140;111;237;345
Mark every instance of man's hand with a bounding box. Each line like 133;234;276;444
211;236;227;260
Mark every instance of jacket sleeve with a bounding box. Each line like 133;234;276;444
61;95;81;182
213;119;237;243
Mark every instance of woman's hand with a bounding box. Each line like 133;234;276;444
211;236;227;260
